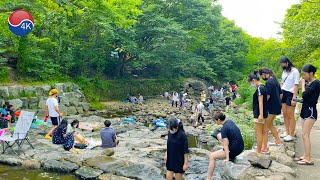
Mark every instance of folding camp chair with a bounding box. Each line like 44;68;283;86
0;110;35;156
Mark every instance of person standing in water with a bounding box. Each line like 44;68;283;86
248;71;268;154
164;118;189;180
259;68;283;151
279;56;300;142
44;89;63;139
295;64;320;165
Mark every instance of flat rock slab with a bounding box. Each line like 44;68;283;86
115;163;164;180
75;166;103;179
248;152;272;169
42;159;79;173
0;155;24;165
99;174;133;180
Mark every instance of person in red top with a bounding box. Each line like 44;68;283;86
231;84;237;92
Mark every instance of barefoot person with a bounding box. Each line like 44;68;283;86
164;118;189;180
248;71;268;154
295;64;320;165
44;89;63;139
259;68;283;151
207;112;244;180
279;56;300;142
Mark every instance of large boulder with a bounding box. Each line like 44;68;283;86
76;107;84;114
80;102;90;111
184;79;207;97
248;152;272;169
67;106;78;115
55;83;65;93
75;166;103;179
20;97;29;109
37;97;46;109
0;86;9;98
23;86;36;95
6;99;23;109
59;96;70;107
29;97;39;109
270;152;293;166
8;86;23;97
42;159;79;173
114;163;164;180
64;92;80;107
22;159;41;169
59;104;68;116
41;85;51;95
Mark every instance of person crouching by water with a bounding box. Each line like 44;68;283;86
207;112;244;180
164;118;189;180
100;120;118;148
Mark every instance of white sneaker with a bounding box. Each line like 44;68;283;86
283;135;294;142
280;132;288;138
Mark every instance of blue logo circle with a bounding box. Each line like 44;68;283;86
8;10;34;36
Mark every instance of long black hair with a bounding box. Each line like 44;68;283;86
71;119;79;128
248;70;260;82
258;68;276;78
168;118;184;132
301;64;317;75
279;56;294;71
57;119;68;131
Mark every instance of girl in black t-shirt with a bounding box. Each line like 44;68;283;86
296;64;320;165
259;68;283;152
164;118;189;180
248;71;268;154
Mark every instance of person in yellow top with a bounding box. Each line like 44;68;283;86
44;89;63;139
200;91;206;102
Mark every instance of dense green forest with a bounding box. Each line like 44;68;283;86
0;0;319;101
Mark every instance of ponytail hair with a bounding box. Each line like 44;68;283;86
248;70;260;82
258;68;275;78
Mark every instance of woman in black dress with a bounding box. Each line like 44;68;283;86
164;118;189;180
296;64;320;165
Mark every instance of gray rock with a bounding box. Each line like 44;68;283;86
115;163;164;180
37;97;46;109
20;97;29;109
76;107;84;114
0;155;24;165
270;152;293;166
99;174;132;180
102;148;115;156
23;86;36;95
286;150;295;157
6;99;23;109
59;105;68;116
41;85;51;94
29;97;39;109
221;161;250;180
269;161;296;176
240;167;273;180
0;99;4;106
80;102;90;111
0;86;9;98
22;159;41;169
8;86;23;97
85;156;126;173
55;83;65;93
59;96;70;106
75;166;103;179
35;86;45;96
67;106;78;115
248;152;272;169
42;159;79;173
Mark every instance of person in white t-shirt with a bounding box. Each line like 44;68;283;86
196;101;205;125
44;89;63;140
279;56;300;142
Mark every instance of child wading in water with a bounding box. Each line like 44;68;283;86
164;118;189;180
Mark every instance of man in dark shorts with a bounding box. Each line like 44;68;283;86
44;89;63;140
207;112;244;180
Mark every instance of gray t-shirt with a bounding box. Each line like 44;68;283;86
100;128;116;148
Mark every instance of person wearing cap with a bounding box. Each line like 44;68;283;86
44;89;63;140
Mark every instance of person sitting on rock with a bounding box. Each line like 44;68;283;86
1;104;12;127
6;105;17;123
207;112;244;180
100;120;118;148
67;119;88;145
164;118;189;180
52;119;78;152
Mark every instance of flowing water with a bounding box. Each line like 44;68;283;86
0;164;76;180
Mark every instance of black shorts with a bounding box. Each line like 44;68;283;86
223;149;242;159
50;117;60;126
166;168;184;174
281;90;294;106
300;106;317;120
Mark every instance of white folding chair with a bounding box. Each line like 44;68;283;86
0;110;35;155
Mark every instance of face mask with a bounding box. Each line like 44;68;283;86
262;77;268;81
169;129;177;134
282;66;287;70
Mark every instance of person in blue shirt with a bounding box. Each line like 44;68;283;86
100;120;118;148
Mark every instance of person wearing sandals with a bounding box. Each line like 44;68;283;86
259;68;283;151
294;64;320;165
279;56;300;142
206;112;244;180
248;71;269;154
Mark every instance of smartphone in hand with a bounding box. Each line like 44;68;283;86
293;98;303;103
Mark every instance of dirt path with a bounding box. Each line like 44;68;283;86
294;103;320;179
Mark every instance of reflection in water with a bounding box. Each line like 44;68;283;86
187;135;210;150
0;164;76;180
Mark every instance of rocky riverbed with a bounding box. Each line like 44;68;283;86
0;98;297;180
